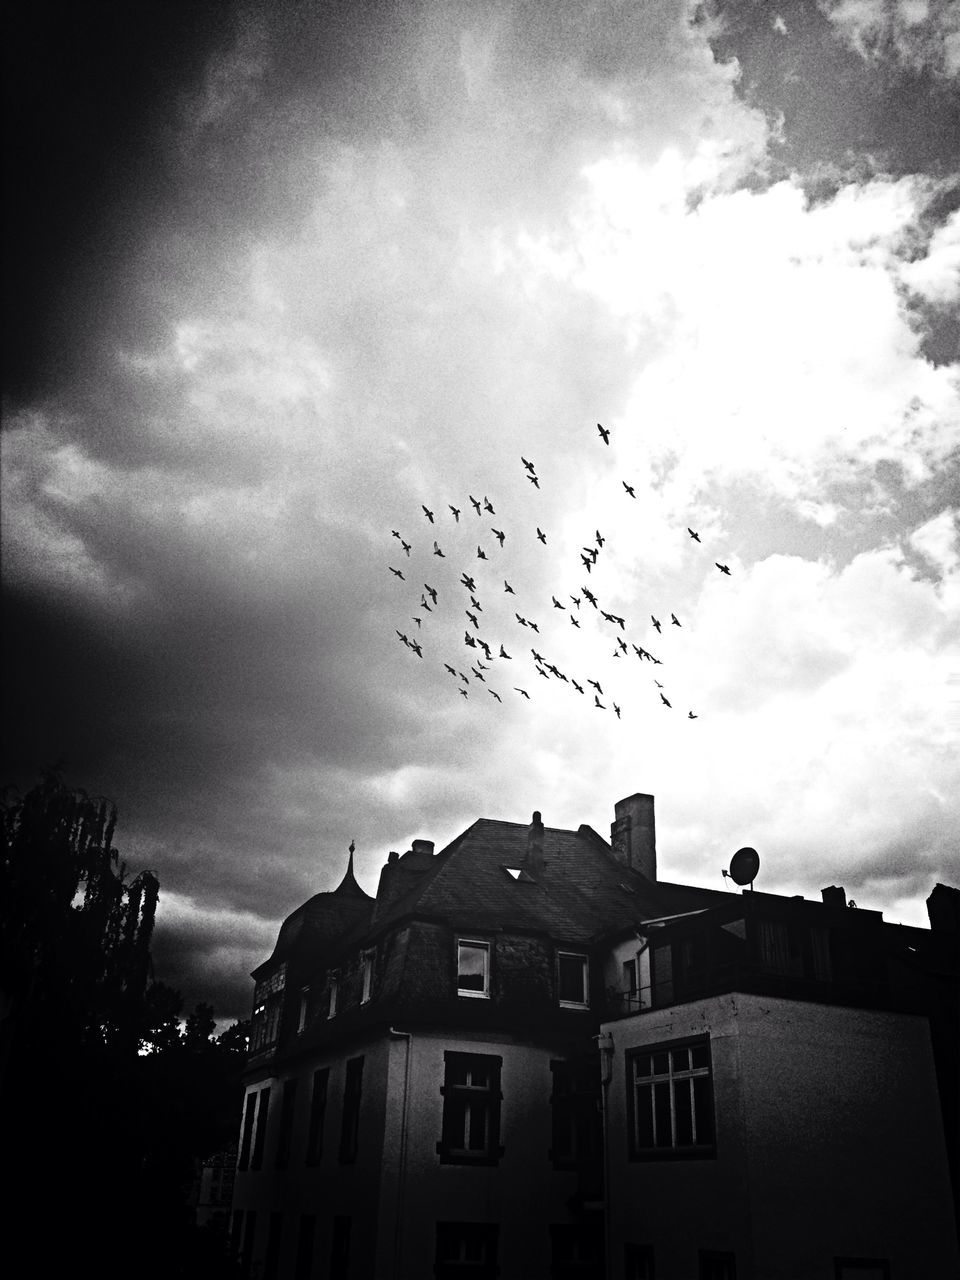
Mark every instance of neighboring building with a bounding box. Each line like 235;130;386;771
194;1144;238;1232
231;793;959;1280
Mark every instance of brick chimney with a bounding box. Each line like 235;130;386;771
610;793;656;881
372;840;435;920
523;811;545;875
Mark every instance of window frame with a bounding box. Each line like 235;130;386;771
627;1036;715;1161
557;950;590;1008
276;1077;298;1169
251;1085;271;1170
456;938;491;999
360;950;375;1004
305;1066;329;1166
338;1055;364;1164
437;1050;505;1166
434;1222;500;1279
327;969;339;1019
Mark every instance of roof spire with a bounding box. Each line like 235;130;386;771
334;840;366;898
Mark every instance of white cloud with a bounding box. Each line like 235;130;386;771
818;0;960;78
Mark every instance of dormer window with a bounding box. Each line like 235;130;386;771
457;939;490;998
298;986;310;1033
360;951;374;1004
327;970;340;1018
557;952;589;1008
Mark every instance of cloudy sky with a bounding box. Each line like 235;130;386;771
4;0;958;1024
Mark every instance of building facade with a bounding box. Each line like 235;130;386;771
231;794;959;1280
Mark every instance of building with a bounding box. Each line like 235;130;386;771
231;793;959;1279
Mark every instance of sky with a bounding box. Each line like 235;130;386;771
3;0;958;1025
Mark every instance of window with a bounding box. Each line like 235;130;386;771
557;951;589;1007
294;1214;316;1280
263;1212;283;1280
457;939;490;998
305;1066;329;1165
251;1086;271;1170
438;1051;504;1164
240;1210;257;1277
276;1078;298;1169
624;1243;655;1280
297;986;310;1033
360;950;374;1004
628;1039;714;1158
238;1090;256;1170
699;1251;735;1280
623;958;638;1001
327;969;339;1018
549;1058;601;1170
550;1224;604;1278
331;1216;351;1280
339;1056;364;1163
434;1223;499;1279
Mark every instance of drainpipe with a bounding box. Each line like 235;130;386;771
596;1031;615;1280
389;1028;413;1279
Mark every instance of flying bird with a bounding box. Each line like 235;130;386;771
412;616;422;628
537;666;550;679
459;672;470;684
460;574;476;592
595;530;605;547
401;540;411;556
552;597;565;610
588;679;603;694
420;596;432;612
504;580;515;594
594;695;605;709
522;457;536;473
617;638;628;653
613;703;621;719
489;689;502;703
464;632;477;648
449;505;461;522
572;680;584;694
716;562;732;575
527;474;540;488
622;481;636;498
581;555;593;573
671;614;681;627
499;645;512;659
422;505;435;523
390;566;405;579
470;595;483;612
471;666;486;682
660;693;672;708
570;616;580;628
598;423;610;444
582;588;598;607
424;584;438;604
582;547;598;562
570;595;581;608
483;497;495;513
478;641;492;660
492;528;505;546
466;611;479;628
688;711;698;719
528;620;540;633
391;530;402;541
477;546;488;560
459;688;469;698
531;649;544;664
536;528;547;544
470;495;482;515
396;631;409;646
651;616;661;632
654;680;663;689
433;541;445;557
516;613;527;627
410;641;423;658
444;664;457;676
515;688;530;699
688;528;700;542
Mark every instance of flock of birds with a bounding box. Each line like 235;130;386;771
388;423;733;721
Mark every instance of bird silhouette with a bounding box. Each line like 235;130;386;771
444;664;457;676
478;640;492;660
671;613;681;627
583;587;598;607
594;695;605;709
552;596;565;610
515;687;530;699
688;711;697;719
412;616;422;628
588;679;603;694
422;505;435;523
570;595;581;608
401;540;411;556
522;457;536;473
391;530;402;540
424;584;438;604
483;497;495;513
570;616;580;628
390;567;405;579
504;580;515;594
410;641;423;658
651;616;661;632
660;693;672;708
449;505;461;522
396;631;409;645
598;423;610;445
516;613;527;627
595;530;605;547
471;666;486;682
528;474;540;488
529;620;540;633
582;547;599;562
489;689;502;702
492;528;505;546
688;528;700;542
459;687;469;698
536;528;547;544
459;672;469;684
617;638;628;653
464;632;477;648
477;546;488;560
581;555;593;572
460;574;476;592
433;541;445;557
420;596;432;612
601;610;616;625
469;495;482;515
655;680;663;688
613;703;621;719
716;562;731;575
470;595;483;612
537;666;550;680
499;645;512;659
623;481;636;498
466;611;479;628
572;680;584;694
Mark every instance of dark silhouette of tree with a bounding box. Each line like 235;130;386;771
1;772;244;1278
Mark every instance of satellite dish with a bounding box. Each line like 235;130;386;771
729;847;760;888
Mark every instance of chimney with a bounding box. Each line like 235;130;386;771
821;885;846;908
523;811;545;875
610;793;656;880
372;840;435;921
